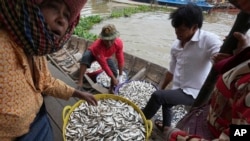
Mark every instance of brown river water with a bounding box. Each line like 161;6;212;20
81;0;246;67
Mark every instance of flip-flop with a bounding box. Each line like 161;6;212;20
154;119;164;132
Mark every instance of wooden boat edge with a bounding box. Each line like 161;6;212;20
47;35;170;93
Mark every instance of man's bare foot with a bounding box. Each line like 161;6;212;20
154;119;171;132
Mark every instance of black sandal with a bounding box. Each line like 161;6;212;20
154;119;164;132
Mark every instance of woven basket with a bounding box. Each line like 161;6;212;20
62;94;153;141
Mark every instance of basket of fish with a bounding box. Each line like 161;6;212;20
114;80;158;109
96;71;127;88
63;94;153;141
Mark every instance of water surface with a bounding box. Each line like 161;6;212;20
82;0;244;67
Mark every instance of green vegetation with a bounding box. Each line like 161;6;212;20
73;5;173;41
73;15;102;40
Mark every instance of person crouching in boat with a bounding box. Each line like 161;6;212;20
78;24;125;93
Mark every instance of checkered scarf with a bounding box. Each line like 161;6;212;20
0;0;76;56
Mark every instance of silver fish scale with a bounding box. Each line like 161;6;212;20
65;99;146;141
116;81;187;128
86;61;101;73
96;71;127;88
117;81;157;109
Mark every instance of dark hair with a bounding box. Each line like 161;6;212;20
169;3;203;29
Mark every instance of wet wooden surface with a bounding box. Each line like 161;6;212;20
45;61;165;141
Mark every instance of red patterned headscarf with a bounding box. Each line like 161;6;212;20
0;0;87;56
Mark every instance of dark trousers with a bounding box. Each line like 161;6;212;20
142;88;194;127
16;103;53;141
80;50;118;77
106;59;118;77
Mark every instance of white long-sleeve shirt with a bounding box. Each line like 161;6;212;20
169;29;222;99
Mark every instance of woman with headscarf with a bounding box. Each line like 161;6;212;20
0;0;97;140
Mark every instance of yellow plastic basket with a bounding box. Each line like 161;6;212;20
62;94;153;141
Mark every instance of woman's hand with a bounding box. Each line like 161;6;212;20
211;53;231;64
211;32;250;64
233;32;250;54
72;90;98;106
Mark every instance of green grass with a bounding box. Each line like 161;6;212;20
73;5;173;41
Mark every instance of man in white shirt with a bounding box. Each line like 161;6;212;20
142;3;223;132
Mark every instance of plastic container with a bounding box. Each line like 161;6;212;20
62;94;153;141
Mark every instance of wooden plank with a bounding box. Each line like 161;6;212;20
148;118;166;141
47;115;63;141
130;67;146;80
47;61;77;88
143;63;168;88
84;74;109;94
123;52;135;74
149;128;165;141
128;57;149;78
44;96;65;131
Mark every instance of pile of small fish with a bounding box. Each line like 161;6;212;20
116;81;157;109
115;80;187;127
96;71;127;88
171;105;188;127
65;99;146;141
86;61;102;73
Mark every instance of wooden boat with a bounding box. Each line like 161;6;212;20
210;2;239;13
47;35;170;94
47;35;171;141
156;0;214;12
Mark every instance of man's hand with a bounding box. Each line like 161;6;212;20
111;76;119;87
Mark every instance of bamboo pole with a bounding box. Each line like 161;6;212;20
191;11;250;108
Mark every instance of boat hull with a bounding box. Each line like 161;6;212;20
156;0;214;12
47;35;169;93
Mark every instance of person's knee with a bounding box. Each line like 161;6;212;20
80;62;89;68
112;71;118;77
151;90;162;99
